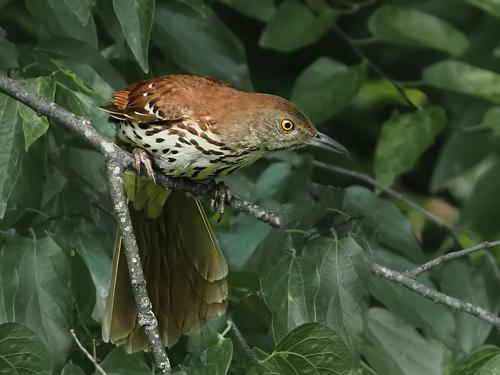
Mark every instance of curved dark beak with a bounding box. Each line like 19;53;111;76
309;132;350;157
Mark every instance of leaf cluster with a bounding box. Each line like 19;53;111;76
1;0;500;374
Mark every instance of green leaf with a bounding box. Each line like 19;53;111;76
63;225;113;321
357;80;428;107
100;347;151;375
423;60;500;104
63;0;94;25
375;106;446;186
38;38;126;89
39;146;110;218
261;236;368;348
176;0;207;16
260;153;314;204
219;214;272;269
61;362;86;375
303;237;368;350
51;63;115;138
475;106;500;135
68;250;96;325
465;0;500;19
59;88;115;138
113;0;154;72
18;77;55;150
0;28;17;70
0;95;22;219
231;294;270;335
460;160;500;238
342;186;425;263
0;134;47;227
182;335;233;374
259;0;337;52
56;59;115;99
153;2;252;90
291;58;365;123
216;0;276;21
363;308;448;375
0;236;72;366
368;5;469;55
306;0;331;14
254;162;293;200
0;323;51;375
430;104;496;192
368;250;455;345
451;346;500;375
259;323;356;374
441;260;500;355
25;0;97;47
475;356;500;374
261;250;312;342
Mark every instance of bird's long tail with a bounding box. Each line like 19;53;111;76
102;172;228;352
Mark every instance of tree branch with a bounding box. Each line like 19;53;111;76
0;71;281;374
405;240;500;278
318;161;500;328
371;263;500;329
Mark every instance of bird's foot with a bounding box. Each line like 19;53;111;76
209;181;232;220
132;148;156;183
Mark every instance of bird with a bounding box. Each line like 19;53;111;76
100;74;348;352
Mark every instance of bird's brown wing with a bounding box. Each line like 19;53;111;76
101;75;232;124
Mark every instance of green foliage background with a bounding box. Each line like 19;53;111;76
1;0;500;373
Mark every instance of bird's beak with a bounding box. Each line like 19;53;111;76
309;132;350;157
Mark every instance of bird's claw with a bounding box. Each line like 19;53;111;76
132;148;156;183
209;181;232;220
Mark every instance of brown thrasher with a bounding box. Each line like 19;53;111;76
101;75;348;352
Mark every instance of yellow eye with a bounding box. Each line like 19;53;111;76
280;119;295;132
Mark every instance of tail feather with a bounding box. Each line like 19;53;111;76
100;105;136;122
102;187;228;352
101;236;136;344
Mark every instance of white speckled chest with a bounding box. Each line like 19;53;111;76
117;120;264;180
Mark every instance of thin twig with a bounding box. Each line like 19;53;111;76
70;329;107;375
405;240;500;278
313;161;461;245
371;263;500;329
333;25;419;110
229;318;263;374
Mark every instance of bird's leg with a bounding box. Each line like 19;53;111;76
131;147;156;183
209;181;232;219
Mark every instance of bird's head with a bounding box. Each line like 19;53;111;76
225;93;349;157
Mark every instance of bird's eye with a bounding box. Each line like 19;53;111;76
280;119;295;132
